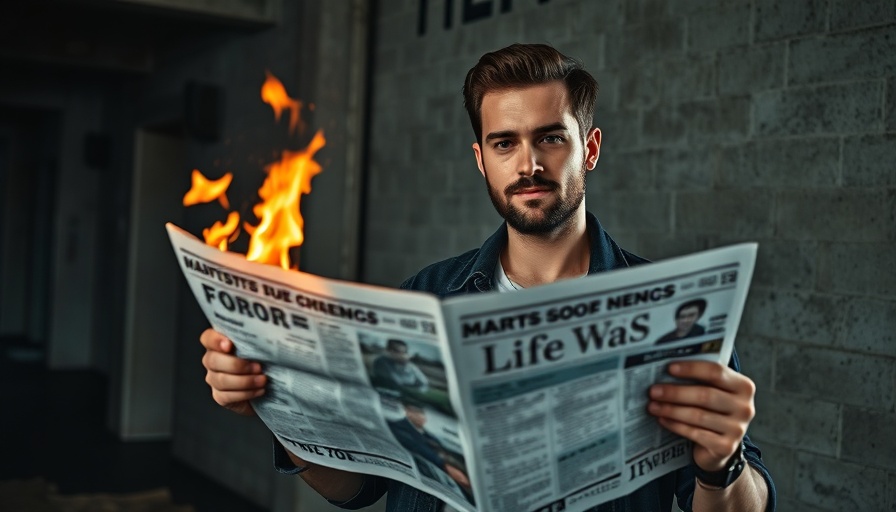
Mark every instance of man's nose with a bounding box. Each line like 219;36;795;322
517;144;543;176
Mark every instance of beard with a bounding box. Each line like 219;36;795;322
485;164;587;235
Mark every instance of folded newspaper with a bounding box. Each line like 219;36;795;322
167;223;757;512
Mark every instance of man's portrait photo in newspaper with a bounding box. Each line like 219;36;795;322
655;298;708;345
359;332;453;414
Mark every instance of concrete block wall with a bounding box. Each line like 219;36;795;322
362;1;896;510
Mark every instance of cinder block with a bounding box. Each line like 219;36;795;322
589;190;671;233
749;441;795;500
754;0;827;42
843;134;896;186
734;334;774;389
795;452;890;511
719;43;786;95
775;497;826;512
818;242;896;297
619;18;685;64
754;82;884;136
675;190;774;237
790;26;896;86
743;289;843;346
685;97;751;143
751;393;840;456
830;0;896;31
598;108;642;150
842;406;896;471
719;137;839;188
889;472;896;511
838;297;896;357
687;1;751;52
888;77;896;132
623;0;671;24
775;344;895;410
751;239;818;291
633;233;718;261
594;149;655;191
619;63;661;109
642;107;686;147
657;56;718;101
775;189;896;242
521;1;584;44
655;146;718;190
580;0;625;31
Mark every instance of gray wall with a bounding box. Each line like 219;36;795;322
363;1;896;511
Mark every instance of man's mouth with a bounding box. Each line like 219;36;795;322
513;187;552;199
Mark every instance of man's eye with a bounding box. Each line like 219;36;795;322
542;135;564;144
494;140;512;149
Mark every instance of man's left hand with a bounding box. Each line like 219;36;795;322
647;360;756;472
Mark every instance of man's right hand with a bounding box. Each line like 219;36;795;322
200;328;266;416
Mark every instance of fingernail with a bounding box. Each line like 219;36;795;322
648;402;660;413
252;363;262;373
254;375;266;385
650;386;662;398
254;389;265;397
668;363;680;375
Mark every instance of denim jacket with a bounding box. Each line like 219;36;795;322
275;212;777;512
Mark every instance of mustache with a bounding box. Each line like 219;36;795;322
504;174;559;196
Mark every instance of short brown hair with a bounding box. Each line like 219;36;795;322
463;43;599;143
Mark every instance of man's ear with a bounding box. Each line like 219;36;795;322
585;127;601;171
472;142;486;178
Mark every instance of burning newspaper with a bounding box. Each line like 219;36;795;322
167;223;757;512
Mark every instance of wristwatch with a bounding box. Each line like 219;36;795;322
693;441;746;489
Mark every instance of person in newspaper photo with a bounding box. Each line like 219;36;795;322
655;299;708;345
372;338;430;394
387;399;474;504
199;43;776;511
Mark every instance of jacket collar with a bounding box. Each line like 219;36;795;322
447;211;629;294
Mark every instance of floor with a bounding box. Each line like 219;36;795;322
0;337;267;512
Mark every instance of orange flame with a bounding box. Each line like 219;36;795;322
184;71;324;271
183;169;232;209
202;211;241;250
245;129;325;269
261;70;302;134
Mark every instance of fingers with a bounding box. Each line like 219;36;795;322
647;361;757;470
664;360;756;396
202;349;262;375
200;328;233;353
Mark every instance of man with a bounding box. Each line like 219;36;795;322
387;400;471;495
372;339;429;394
200;43;776;511
656;299;708;344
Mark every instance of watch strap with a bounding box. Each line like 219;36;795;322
693;440;746;489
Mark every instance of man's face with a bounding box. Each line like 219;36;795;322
472;81;600;235
388;343;410;364
676;305;702;335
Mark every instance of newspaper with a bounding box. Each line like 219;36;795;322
166;223;757;512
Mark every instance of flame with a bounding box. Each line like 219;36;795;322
183;71;324;271
202;211;241;250
183;169;232;210
245;129;325;269
261;70;302;134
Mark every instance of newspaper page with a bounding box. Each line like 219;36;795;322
440;243;756;512
167;223;478;510
167;222;756;512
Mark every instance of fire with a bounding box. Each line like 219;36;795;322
203;211;240;251
183;169;232;209
245;129;325;269
183;72;324;270
261;70;303;134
